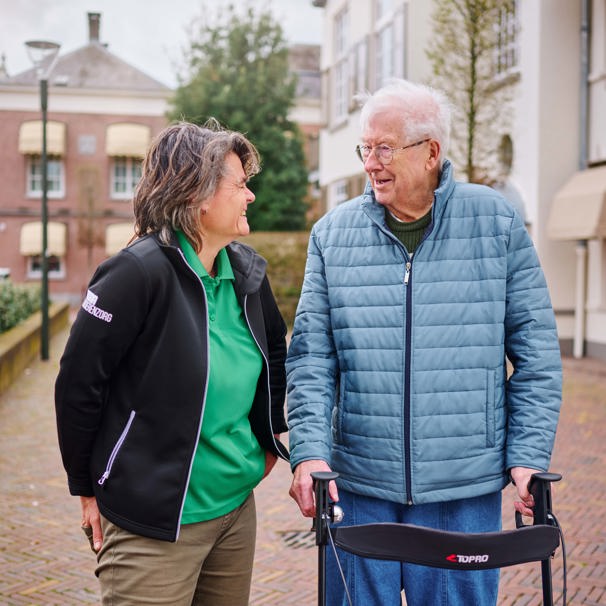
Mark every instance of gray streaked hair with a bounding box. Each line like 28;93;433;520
133;119;260;252
356;79;453;166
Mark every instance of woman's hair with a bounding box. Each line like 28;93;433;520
133;119;260;252
356;79;453;166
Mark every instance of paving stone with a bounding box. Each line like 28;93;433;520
1;328;604;604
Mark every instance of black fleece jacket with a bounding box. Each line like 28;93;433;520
55;232;288;541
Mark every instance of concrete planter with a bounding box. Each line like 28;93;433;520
0;302;70;395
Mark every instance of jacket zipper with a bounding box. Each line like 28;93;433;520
403;260;413;505
98;410;136;485
401;220;434;505
374;215;434;506
242;294;280;453
174;249;211;540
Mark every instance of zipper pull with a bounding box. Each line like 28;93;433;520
404;262;411;285
98;471;110;486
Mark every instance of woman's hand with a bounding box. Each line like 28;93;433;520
263;451;278;479
80;495;103;553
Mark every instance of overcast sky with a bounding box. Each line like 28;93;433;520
0;0;323;88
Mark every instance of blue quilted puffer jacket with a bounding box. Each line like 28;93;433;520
286;161;562;505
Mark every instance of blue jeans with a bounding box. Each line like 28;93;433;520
326;489;501;606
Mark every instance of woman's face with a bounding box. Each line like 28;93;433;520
201;152;256;241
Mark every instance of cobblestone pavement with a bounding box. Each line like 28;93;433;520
0;327;604;605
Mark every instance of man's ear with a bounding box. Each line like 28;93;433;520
425;139;441;171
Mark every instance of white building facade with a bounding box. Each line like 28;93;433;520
311;0;606;360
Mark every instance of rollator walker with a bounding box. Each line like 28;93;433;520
312;471;565;606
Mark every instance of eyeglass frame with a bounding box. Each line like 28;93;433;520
355;138;431;164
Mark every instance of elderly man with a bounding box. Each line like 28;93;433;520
286;79;562;606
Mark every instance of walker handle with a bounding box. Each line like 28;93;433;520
515;472;562;528
311;471;340;544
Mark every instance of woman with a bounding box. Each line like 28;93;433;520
55;121;289;605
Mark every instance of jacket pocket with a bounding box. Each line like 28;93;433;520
98;410;136;486
486;370;495;448
331;373;344;444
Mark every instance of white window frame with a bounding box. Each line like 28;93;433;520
375;0;394;21
26;157;65;199
332;7;350;125
494;0;519;78
26;254;65;280
374;5;406;90
110;157;142;199
330;179;349;210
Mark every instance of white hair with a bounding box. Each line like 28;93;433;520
356;79;453;166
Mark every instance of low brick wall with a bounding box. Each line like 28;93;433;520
0;302;70;395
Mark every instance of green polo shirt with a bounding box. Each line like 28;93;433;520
176;232;265;524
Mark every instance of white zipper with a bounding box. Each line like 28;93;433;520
175;249;210;540
98;410;136;485
242;294;281;453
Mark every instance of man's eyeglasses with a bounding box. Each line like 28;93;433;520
355;139;430;164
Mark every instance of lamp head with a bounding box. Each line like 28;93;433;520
25;40;61;80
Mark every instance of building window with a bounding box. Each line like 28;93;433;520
374;6;406;89
27;157;64;198
330;179;349;209
27;254;65;280
332;7;350;124
352;39;368;97
376;24;394;89
494;0;519;77
111;157;142;199
375;0;394;21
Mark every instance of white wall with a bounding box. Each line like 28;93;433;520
514;0;581;322
0;86;171;116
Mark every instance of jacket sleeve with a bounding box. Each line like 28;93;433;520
504;211;562;472
286;228;339;470
54;250;150;496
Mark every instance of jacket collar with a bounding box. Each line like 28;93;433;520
226;240;267;296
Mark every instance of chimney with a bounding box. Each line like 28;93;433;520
88;12;101;43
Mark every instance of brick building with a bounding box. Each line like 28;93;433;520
0;13;171;305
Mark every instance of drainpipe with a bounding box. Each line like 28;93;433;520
573;0;590;358
574;240;587;358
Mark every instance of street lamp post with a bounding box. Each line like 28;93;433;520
25;40;60;361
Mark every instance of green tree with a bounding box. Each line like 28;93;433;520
427;0;517;184
170;2;309;230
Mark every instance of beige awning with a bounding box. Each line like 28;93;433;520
105;123;151;157
547;165;606;240
19;221;67;256
18;120;66;155
105;222;135;256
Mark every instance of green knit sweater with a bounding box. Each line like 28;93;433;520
384;207;432;254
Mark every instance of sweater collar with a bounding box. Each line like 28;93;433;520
361;159;455;225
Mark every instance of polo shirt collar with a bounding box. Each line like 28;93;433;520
175;231;234;281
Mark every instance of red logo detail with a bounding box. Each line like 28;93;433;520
446;554;457;562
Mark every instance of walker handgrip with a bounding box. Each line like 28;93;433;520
529;472;561;526
311;471;340;545
515;472;562;528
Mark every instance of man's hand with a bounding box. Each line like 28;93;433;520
289;459;338;517
510;466;540;519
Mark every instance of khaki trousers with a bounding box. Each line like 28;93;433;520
96;493;256;606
